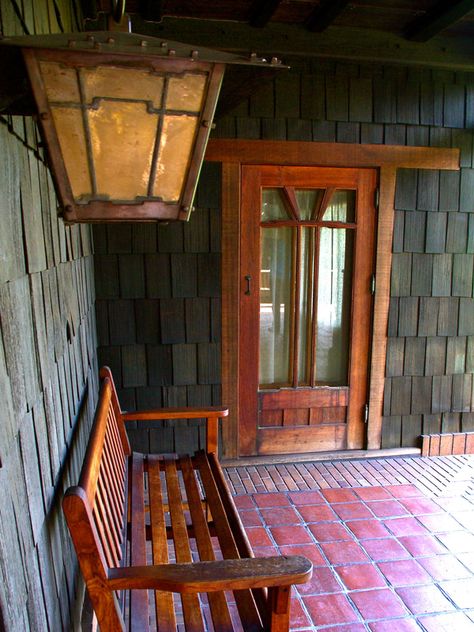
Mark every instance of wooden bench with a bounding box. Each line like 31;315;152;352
63;367;312;631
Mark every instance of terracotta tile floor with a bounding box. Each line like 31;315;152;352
231;455;474;630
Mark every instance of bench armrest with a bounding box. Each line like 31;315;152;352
122;407;228;454
107;556;312;593
122;407;228;421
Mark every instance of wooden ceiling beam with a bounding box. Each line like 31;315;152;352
405;0;474;42
305;0;351;33
132;17;474;70
248;0;283;28
205;139;460;171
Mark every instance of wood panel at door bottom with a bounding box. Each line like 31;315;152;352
259;387;348;409
257;425;346;455
259;388;348;425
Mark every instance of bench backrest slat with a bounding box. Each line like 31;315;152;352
99;366;131;456
97;473;122;564
80;380;113;499
77;377;128;570
93;483;121;568
105;414;127;502
101;438;124;530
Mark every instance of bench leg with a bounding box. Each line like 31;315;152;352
268;585;291;631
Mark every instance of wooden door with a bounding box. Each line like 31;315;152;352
239;165;377;456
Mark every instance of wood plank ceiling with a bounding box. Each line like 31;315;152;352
89;0;474;43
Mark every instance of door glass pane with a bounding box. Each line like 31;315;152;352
322;190;356;222
261;189;291;221
295;189;325;220
297;228;315;384
259;227;293;386
315;228;354;384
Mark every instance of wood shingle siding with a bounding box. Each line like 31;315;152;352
95;163;223;454
0;2;98;630
213;60;473;453
92;57;474;456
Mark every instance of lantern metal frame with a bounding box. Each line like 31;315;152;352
0;32;284;223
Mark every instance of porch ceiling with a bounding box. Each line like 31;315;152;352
87;0;474;68
85;1;474;116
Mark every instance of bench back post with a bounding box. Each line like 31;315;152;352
63;487;126;632
206;414;219;454
99;365;131;456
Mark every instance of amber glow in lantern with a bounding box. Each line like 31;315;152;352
0;32;281;222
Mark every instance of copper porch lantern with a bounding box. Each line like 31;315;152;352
0;32;281;222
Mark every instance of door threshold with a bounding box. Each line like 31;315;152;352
222;447;421;467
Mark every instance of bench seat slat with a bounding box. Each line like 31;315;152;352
194;452;264;631
207;451;270;621
180;456;234;632
130;453;149;632
165;459;205;632
148;456;177;631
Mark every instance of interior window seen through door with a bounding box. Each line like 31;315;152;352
259;187;356;389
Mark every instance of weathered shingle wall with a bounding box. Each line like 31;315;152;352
214;59;474;449
386;166;474;446
94;163;222;453
0;1;98;630
94;61;473;453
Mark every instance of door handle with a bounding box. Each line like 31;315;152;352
244;275;252;295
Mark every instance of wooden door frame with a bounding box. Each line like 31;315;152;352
204;139;460;459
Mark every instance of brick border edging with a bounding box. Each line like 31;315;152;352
421;432;474;456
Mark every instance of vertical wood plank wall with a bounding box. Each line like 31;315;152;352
0;1;98;630
96;57;474;456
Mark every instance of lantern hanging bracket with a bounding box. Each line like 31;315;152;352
111;0;126;24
